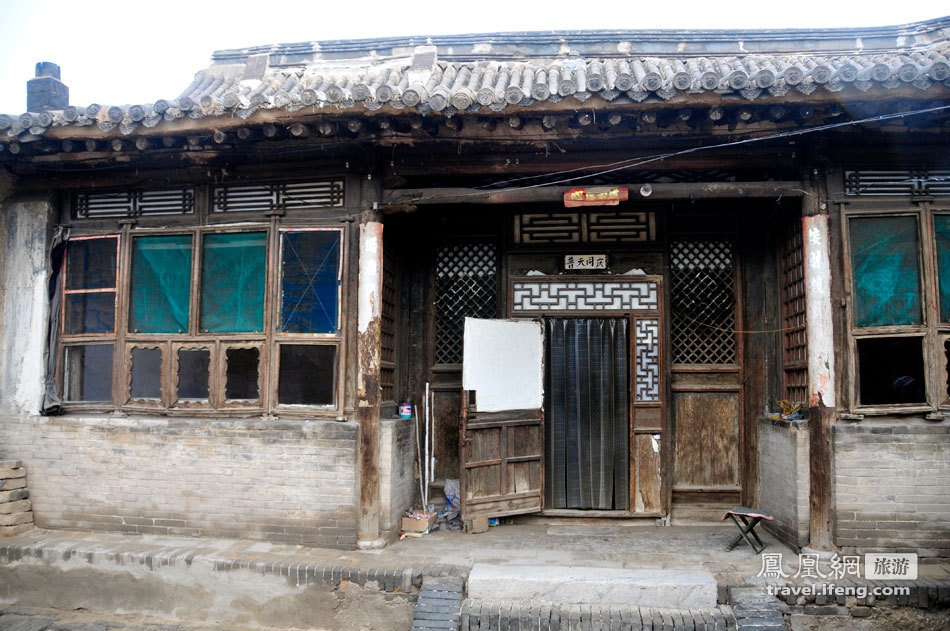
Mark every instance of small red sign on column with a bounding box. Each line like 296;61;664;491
563;186;629;207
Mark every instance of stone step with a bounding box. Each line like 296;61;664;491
467;563;718;610
413;576;465;631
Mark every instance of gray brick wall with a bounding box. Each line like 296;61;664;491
758;416;810;548
380;418;418;539
0;414;360;549
835;421;950;559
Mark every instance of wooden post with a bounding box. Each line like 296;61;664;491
357;176;385;548
803;181;837;551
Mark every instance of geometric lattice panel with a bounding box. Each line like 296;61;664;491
512;280;659;313
514;211;656;245
635;318;660;402
781;219;808;403
73;188;195;219
212;179;345;213
380;251;398;402
670;240;736;365
434;242;497;365
844;169;950;197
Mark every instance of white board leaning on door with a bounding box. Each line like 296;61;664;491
462;317;544;413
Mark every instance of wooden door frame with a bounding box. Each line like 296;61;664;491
504;275;669;516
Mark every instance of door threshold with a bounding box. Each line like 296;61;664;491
538;509;665;519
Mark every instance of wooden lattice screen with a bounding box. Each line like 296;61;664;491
380;251;398;402
781;218;808;404
434;242;497;365
670;240;737;365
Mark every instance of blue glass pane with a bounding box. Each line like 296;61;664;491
935;215;950;323
130;235;192;333
279;231;341;334
65;292;116;334
66;237;117;290
850;216;921;327
200;232;267;333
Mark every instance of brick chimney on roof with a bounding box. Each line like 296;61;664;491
27;62;69;112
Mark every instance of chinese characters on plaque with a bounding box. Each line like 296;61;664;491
564;254;607;271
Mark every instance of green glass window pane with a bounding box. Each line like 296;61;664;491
849;216;922;327
279;230;341;334
200;232;266;333
935;215;950;323
130;235;193;333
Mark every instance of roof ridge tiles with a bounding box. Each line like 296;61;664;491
3;26;949;139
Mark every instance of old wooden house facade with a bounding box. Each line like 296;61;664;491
1;18;948;556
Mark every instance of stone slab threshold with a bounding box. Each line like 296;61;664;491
468;564;719;610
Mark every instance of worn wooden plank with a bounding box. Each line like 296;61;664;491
635;434;662;513
672;392;739;489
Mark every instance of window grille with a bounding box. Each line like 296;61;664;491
781;219;808;403
844;169;950;197
73;188;195;219
213;179;344;213
434;242;497;365
670;240;736;365
380;251;397;402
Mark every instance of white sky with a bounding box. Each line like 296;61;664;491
0;0;947;114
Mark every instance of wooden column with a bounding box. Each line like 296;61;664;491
357;181;385;548
802;180;837;550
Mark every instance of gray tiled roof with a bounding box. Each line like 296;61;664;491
2;26;949;140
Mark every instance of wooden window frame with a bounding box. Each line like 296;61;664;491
57;220;348;418
841;202;950;414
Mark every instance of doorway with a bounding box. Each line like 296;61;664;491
544;317;630;510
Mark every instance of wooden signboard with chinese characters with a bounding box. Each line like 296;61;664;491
564;254;607;270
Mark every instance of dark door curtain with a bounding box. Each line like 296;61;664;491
545;318;629;510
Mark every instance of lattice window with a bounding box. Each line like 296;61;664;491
380;251;398;402
212;179;344;213
513;211;656;245
73;188;195;219
512;280;659;313
844;169;950;197
434;242;497;365
670;240;736;365
781;218;808;403
635;318;660;402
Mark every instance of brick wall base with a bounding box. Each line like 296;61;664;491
0;415;360;548
757;417;810;549
835;420;950;559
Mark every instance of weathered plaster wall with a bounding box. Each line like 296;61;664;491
0;416;361;549
835;421;950;559
380;418;417;539
758;417;810;549
0;194;50;416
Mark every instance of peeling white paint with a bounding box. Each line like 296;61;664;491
0;199;49;415
462;318;543;413
802;215;836;408
651;434;660;454
357;222;382;334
